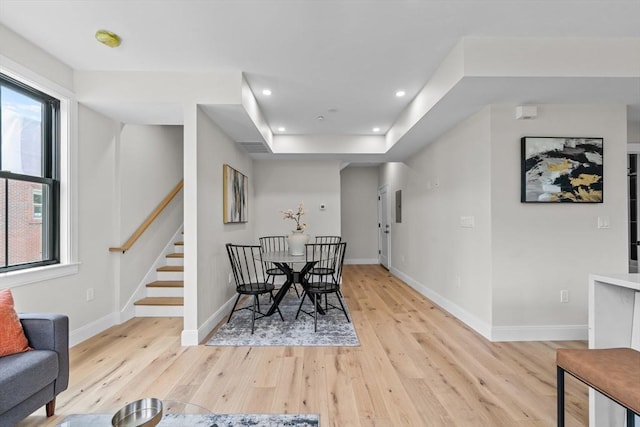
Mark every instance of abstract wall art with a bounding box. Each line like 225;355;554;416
521;137;603;203
223;164;248;223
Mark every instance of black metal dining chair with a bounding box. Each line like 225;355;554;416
259;235;300;297
296;242;349;332
314;236;341;244
309;236;342;277
226;244;284;334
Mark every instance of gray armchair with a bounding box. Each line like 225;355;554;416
0;313;69;426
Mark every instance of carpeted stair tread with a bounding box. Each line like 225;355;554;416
134;297;183;306
146;280;184;288
157;265;183;272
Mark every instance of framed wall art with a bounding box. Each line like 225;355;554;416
521;137;603;203
223;164;248;223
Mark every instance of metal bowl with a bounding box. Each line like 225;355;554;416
111;398;163;427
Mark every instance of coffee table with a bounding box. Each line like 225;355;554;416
56;399;210;426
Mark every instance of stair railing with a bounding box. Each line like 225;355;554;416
109;180;184;253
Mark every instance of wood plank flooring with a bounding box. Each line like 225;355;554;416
17;265;588;426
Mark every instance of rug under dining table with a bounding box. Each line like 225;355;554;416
206;290;359;347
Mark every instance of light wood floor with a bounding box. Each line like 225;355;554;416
18;265;588;426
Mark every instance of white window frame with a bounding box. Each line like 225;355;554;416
0;55;79;287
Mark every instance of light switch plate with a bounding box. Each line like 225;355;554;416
460;216;475;228
597;216;610;229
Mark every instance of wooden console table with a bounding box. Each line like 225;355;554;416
588;273;640;427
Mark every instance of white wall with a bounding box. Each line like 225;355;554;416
0;24;123;341
340;166;379;263
116;125;184;308
0;24;73;91
1;25;190;344
253;160;341;238
182;107;255;344
380;107;493;329
629;120;640;143
11;105;119;336
490;105;628;334
380;104;628;341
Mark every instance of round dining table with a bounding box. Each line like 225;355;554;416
260;250;326;316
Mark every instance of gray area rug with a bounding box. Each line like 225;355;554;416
206;289;359;347
58;413;319;426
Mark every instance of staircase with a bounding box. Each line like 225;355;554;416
133;239;184;317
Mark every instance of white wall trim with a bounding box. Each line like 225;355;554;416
390;267;589;342
490;324;588;342
69;312;119;347
119;225;184;323
181;294;237;346
345;258;379;265
0;262;80;288
389;267;493;341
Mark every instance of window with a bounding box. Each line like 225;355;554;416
0;73;59;272
32;188;42;220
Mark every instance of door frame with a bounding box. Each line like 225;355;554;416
378;185;390;268
629;143;640;272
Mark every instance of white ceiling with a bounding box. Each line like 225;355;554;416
1;0;639;160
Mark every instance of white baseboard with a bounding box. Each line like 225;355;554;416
69;312;119;347
181;294;237;346
181;329;199;347
490;324;587;342
390;267;493;340
345;258;379;265
388;267;586;342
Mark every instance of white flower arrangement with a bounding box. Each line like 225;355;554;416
281;202;307;231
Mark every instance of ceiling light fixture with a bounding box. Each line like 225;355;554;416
316;115;325;121
372;127;381;132
277;127;286;132
395;90;406;97
95;29;121;48
262;89;272;96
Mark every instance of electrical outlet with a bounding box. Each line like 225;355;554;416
456;276;461;289
228;273;233;284
86;288;94;301
560;290;569;303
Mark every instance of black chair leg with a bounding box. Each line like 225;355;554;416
272;291;284;321
313;293;318;332
628;409;636;427
557;366;564;427
336;292;350;323
227;294;242;323
296;292;307;319
251;295;258;334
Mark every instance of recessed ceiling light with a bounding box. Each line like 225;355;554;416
277;127;286;132
316;115;325;121
372;127;381;132
262;89;272;96
95;29;121;48
395;90;406;97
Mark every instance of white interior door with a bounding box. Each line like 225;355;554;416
378;186;390;268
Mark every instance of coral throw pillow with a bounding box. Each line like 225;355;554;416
0;289;31;357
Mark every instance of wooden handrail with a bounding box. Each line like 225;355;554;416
109;180;184;253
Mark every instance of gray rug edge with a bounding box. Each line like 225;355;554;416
58;412;320;426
